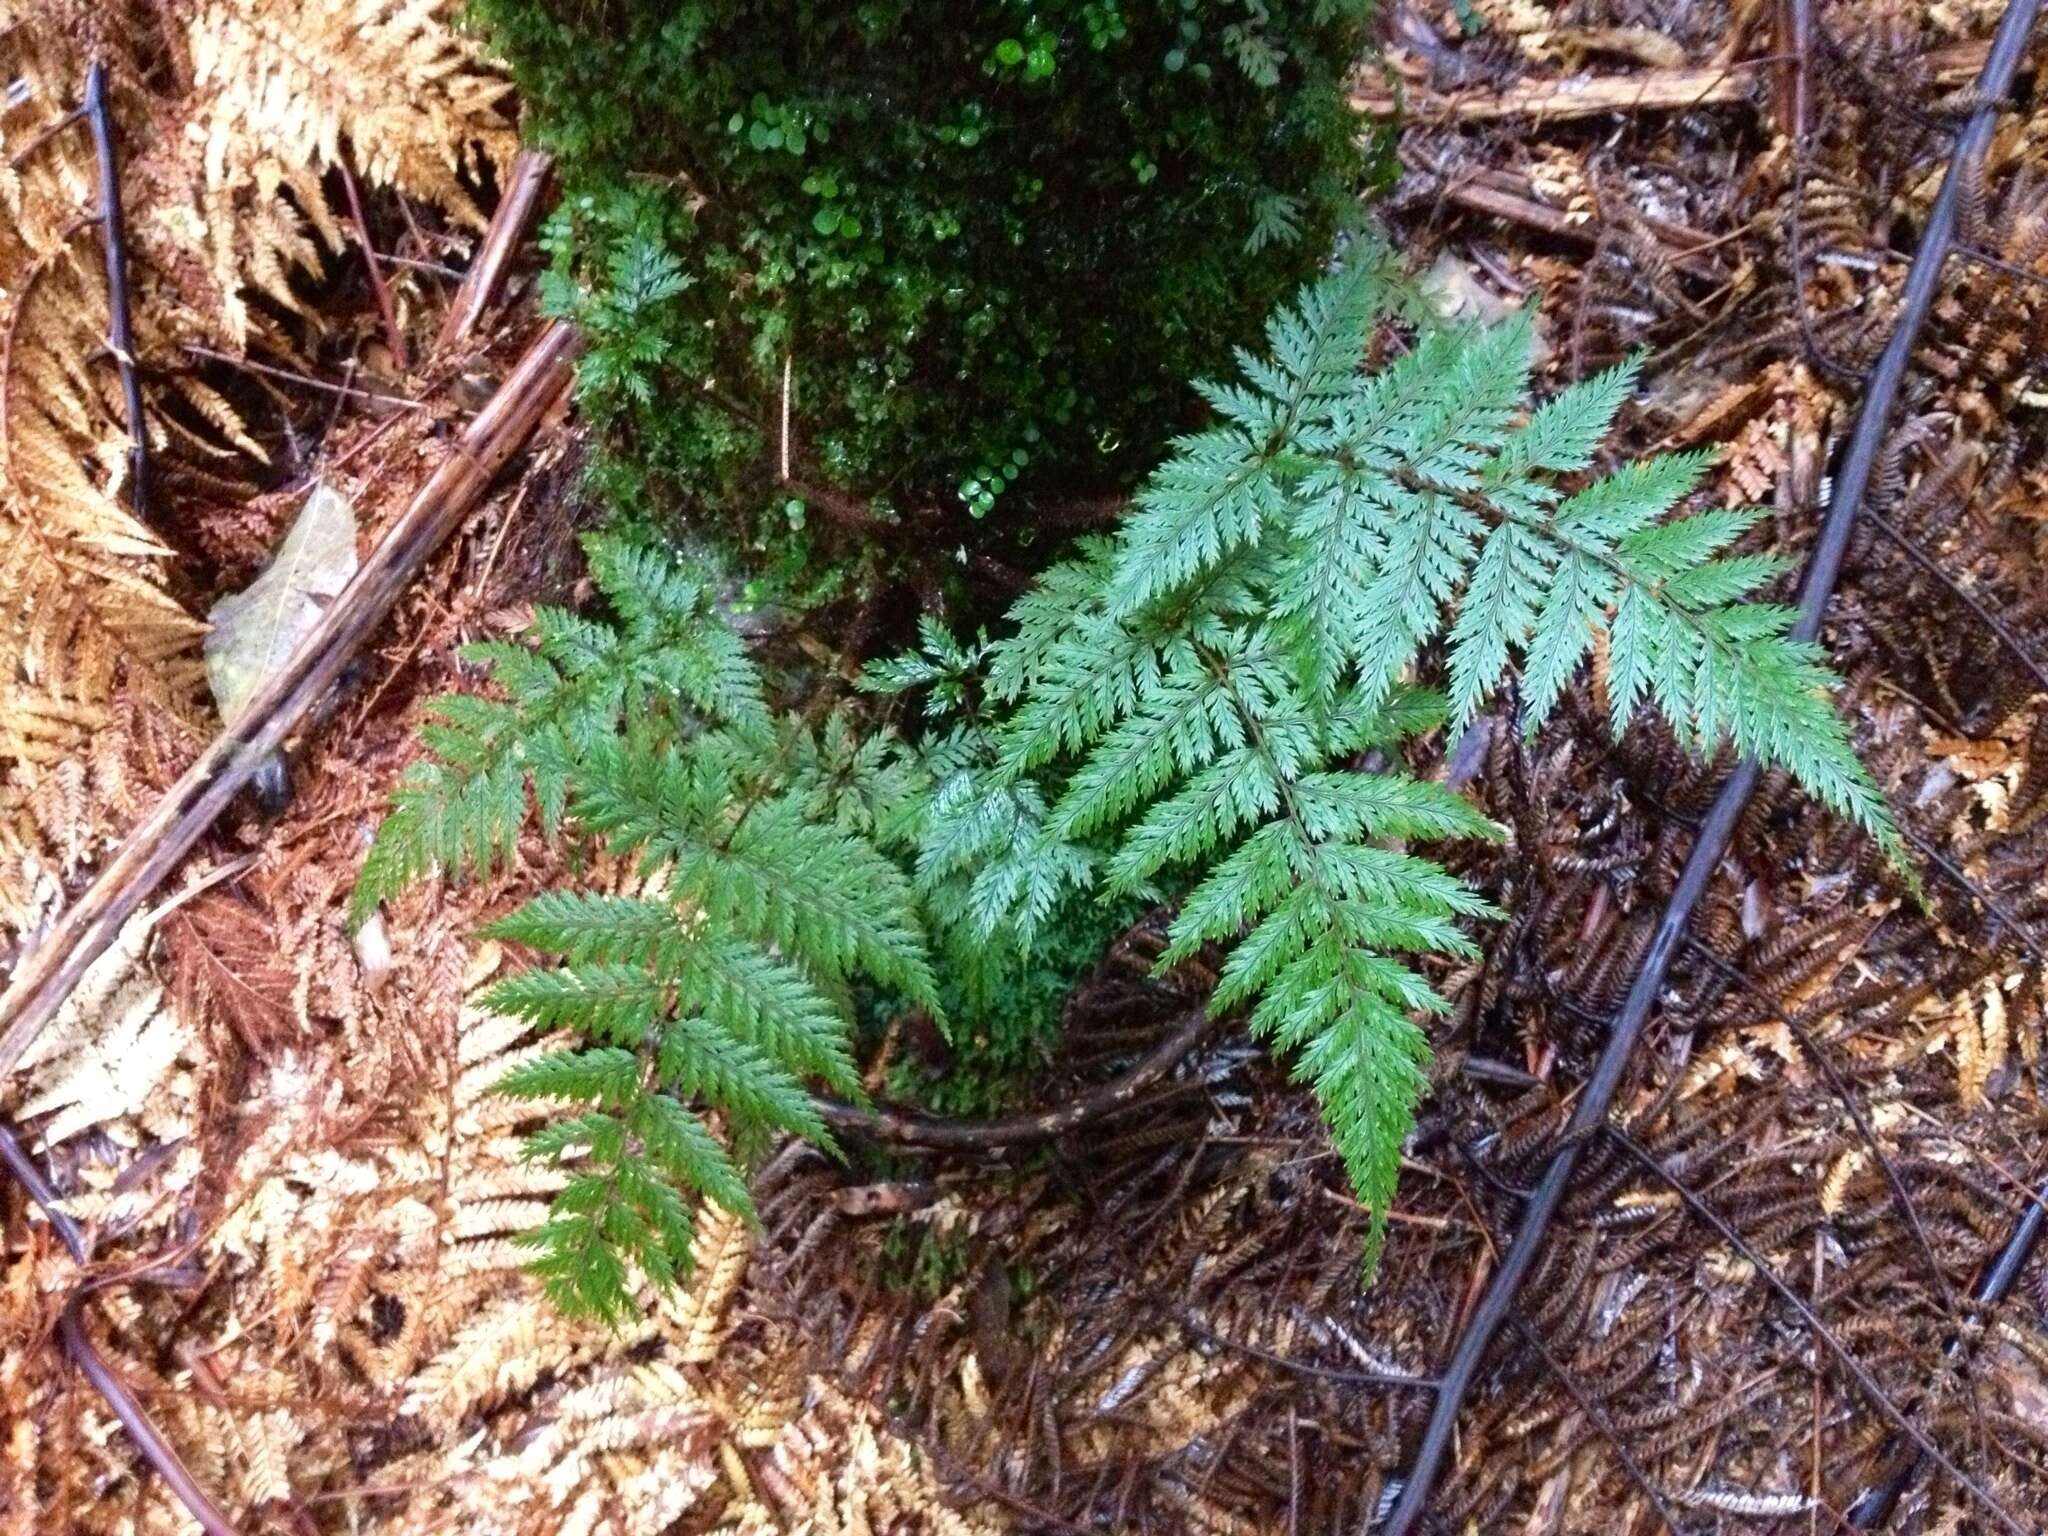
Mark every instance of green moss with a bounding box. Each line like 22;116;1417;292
883;886;1149;1117
877;1217;974;1300
470;0;1382;593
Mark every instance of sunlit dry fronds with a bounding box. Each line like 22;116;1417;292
0;0;515;938
165;0;516;343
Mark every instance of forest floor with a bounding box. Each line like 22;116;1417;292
5;2;2048;1534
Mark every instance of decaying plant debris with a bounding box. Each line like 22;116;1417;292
8;1;2048;1533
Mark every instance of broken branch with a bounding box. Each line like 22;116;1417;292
84;60;147;523
436;149;554;355
0;321;581;1081
1356;60;1762;122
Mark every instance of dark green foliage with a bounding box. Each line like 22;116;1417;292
470;0;1378;577
873;249;1906;1264
359;249;1903;1319
354;533;938;1323
880;884;1147;1117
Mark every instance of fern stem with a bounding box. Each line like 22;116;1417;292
1381;3;2044;1526
85;60;148;524
1681;936;1962;1323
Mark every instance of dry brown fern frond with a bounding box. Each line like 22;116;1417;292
1;0;516;938
0;29;208;930
12;944;189;1151
156;0;516;345
739;1377;1001;1536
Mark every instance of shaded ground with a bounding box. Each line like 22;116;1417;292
7;3;2048;1534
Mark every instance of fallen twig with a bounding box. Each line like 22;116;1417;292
436;150;554;355
0;320;581;1079
339;151;408;372
1355;33;2025;122
817;1007;1218;1150
1607;1128;2032;1536
1863;503;2048;699
1682;936;1962;1321
181;343;424;411
816;1014;1539;1156
0;1124;242;1535
1846;1168;2048;1526
1357;60;1762;123
1377;4;2044;1529
84;60;147;523
6;102;84;168
1399;147;1720;276
1511;1316;1691;1535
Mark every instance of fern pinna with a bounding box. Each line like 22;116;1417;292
352;537;936;1321
874;247;1903;1265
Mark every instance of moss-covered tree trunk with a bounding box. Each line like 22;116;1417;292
474;0;1379;604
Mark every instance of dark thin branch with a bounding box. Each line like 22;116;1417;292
1830;835;2048;1527
1896;821;2048;970
7;102;84;167
1377;5;2044;1528
180;343;424;411
0;1123;87;1262
84;60;147;523
1847;1169;2048;1526
1953;240;2048;289
0;1126;243;1535
1606;1127;2031;1536
1682;936;1962;1320
338;150;409;372
817;1007;1218;1149
1862;503;2048;699
1510;1317;1690;1535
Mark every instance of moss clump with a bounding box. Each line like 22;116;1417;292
882;888;1150;1118
473;0;1379;594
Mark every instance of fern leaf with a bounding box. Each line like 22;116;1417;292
893;255;1905;1266
484;891;687;967
497;1047;644;1107
674;934;864;1101
351;532;769;927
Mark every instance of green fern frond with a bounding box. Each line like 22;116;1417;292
888;247;1903;1262
497;1047;645;1108
362;538;935;1322
348;532;765;928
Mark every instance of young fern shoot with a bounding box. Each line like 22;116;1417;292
875;248;1905;1263
353;536;937;1322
